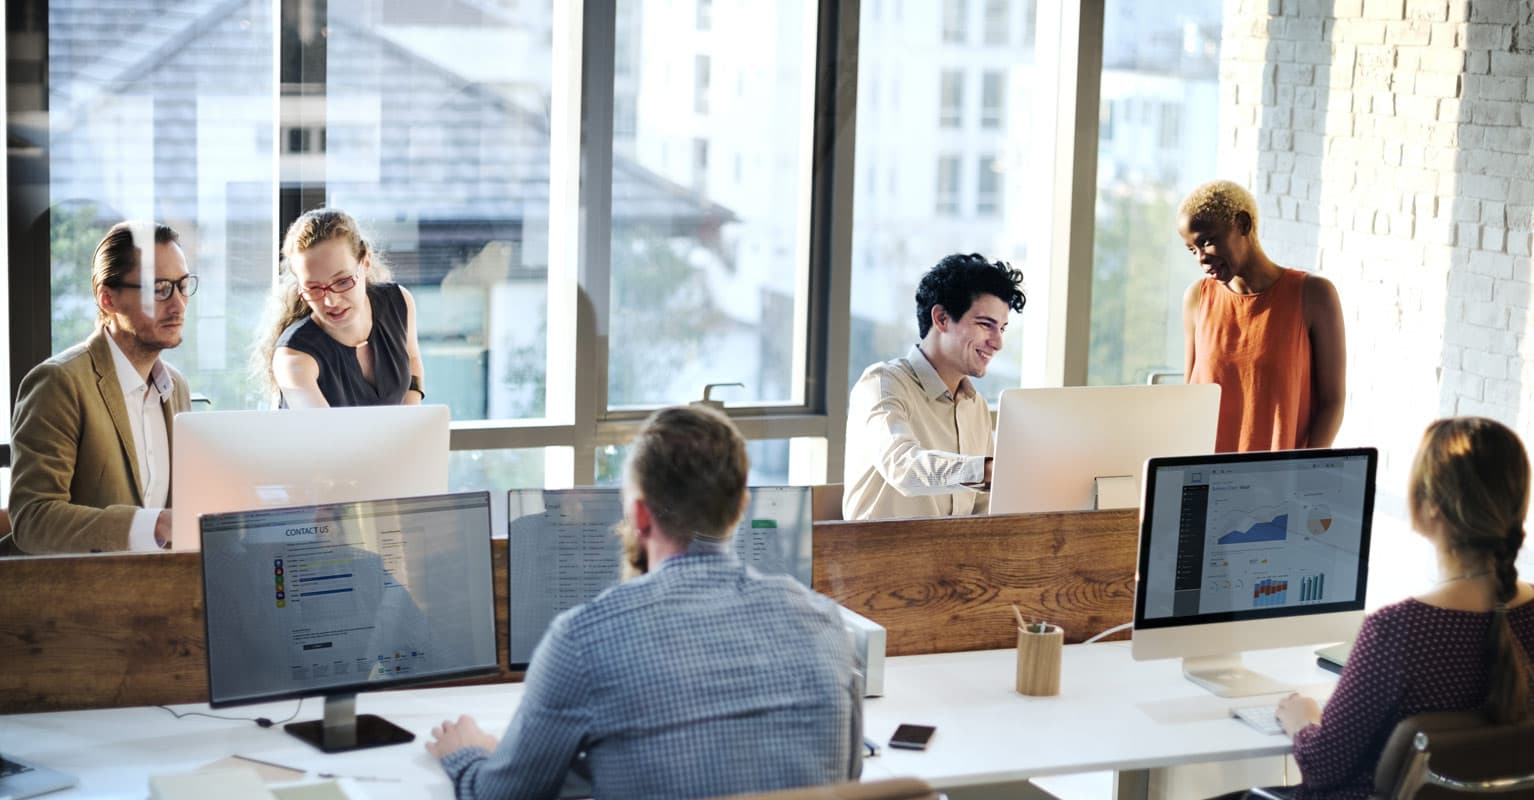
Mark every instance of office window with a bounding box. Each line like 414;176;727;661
33;0;276;411
692;138;709;191
939;70;964;128
977;156;1000;216
981;71;1005;129
983;0;1010;46
596;438;823;485
322;3;555;422
942;0;967;43
1158;103;1182;149
935;156;961;215
849;0;1043;400
1088;0;1224;386
695;54;711;114
451;448;566;496
609;1;817;409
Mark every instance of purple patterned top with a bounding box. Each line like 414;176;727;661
1292;597;1534;800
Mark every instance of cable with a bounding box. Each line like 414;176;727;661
1083;620;1133;644
157;698;303;728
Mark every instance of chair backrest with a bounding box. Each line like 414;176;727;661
713;778;939;800
1373;710;1534;799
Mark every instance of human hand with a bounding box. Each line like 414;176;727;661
154;510;173;549
1276;692;1322;736
426;715;499;759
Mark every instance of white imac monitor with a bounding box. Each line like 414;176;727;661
172;406;451;551
990;384;1221;514
1132;448;1377;696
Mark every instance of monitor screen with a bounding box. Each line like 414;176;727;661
201;492;498;707
990;384;1221;514
507;486;813;668
172;406;451;551
1135;448;1376;630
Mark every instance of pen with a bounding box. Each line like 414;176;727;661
232;754;305;774
317;773;402;782
862;736;881;758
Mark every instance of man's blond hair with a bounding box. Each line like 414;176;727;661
1178;180;1259;234
625;405;749;544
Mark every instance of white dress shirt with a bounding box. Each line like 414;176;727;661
105;335;172;551
842;344;992;520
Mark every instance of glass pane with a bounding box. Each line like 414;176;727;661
594;437;822;487
450;446;567;494
322;2;554;421
1087;1;1224;386
849;0;1043;401
44;0;275;409
608;0;816;409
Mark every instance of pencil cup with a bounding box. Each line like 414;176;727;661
1014;624;1063;697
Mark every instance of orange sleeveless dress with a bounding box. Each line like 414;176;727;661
1190;268;1312;452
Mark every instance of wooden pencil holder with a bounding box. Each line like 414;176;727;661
1014;623;1063;696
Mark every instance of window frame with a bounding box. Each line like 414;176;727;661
4;0;1110;488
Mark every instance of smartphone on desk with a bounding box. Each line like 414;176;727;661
888;723;936;751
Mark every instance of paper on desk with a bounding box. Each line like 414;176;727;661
199;755;307;783
150;767;272;800
272;781;348;800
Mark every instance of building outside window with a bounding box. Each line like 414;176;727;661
939;70;964;128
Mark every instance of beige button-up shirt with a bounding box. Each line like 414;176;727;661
842;345;992;520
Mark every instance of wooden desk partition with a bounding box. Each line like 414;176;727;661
3;509;1138;712
812;509;1139;656
0;541;520;714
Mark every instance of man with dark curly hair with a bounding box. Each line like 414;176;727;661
843;253;1026;520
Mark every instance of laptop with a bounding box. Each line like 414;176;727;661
0;753;77;798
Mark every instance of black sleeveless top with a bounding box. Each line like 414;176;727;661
275;282;411;407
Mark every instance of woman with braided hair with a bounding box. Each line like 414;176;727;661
1229;417;1534;800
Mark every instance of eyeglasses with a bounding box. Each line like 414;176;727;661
110;274;199;301
299;272;360;302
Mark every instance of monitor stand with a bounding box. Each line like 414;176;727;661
285;693;416;753
1182;655;1292;697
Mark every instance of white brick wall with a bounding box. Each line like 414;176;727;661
1217;0;1534;524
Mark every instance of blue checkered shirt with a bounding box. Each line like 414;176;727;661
439;541;863;799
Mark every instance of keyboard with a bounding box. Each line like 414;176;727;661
1230;704;1285;736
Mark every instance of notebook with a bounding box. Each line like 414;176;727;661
1316;641;1352;674
0;753;77;799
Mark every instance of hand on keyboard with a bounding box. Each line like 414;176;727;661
1230;704;1285;736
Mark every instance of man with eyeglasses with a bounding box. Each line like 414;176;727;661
9;222;195;553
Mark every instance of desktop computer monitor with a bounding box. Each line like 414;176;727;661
1132;448;1377;696
172;406;451;551
990;384;1222;514
506;486;813;669
200;491;498;752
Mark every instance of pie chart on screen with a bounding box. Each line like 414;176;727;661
1307;505;1333;536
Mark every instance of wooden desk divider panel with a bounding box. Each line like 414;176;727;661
812;509;1140;657
0;540;520;714
4;510;1136;712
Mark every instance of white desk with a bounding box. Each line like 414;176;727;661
0;683;523;799
859;642;1337;793
2;643;1336;798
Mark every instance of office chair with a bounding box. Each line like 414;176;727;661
1371;710;1534;798
1145;370;1185;385
712;778;941;800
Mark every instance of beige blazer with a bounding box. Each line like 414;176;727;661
9;329;191;553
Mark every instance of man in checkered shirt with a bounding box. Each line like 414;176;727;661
428;405;863;799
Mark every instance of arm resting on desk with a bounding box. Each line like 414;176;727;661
1290;611;1403;790
437;612;592;799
